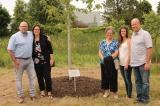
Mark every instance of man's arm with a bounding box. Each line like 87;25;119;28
144;48;152;71
7;49;19;69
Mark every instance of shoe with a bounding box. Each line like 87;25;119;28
139;99;149;104
30;96;36;101
40;91;45;98
134;99;142;104
103;90;109;98
126;96;132;100
48;95;53;99
17;97;24;103
48;92;53;99
113;94;118;99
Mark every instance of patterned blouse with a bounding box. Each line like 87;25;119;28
99;39;118;64
34;41;46;64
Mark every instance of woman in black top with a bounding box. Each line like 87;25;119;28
32;25;54;99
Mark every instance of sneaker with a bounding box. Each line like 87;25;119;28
17;97;24;103
103;90;109;98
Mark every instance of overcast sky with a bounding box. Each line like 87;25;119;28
0;0;159;16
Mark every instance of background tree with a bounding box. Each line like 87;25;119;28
138;0;152;23
0;5;11;37
140;0;152;14
157;1;160;14
104;18;125;35
143;12;160;63
11;0;27;33
102;0;152;25
102;0;139;25
28;0;66;35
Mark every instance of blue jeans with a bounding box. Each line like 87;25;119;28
15;58;36;97
120;66;132;98
133;64;150;101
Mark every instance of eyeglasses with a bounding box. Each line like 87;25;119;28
20;26;28;27
34;29;40;30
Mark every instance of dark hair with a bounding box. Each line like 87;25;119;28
32;24;42;36
119;26;129;44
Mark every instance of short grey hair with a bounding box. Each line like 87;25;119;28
105;26;115;34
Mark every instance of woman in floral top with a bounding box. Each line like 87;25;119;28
99;26;119;99
32;25;54;99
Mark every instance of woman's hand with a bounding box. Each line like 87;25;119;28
50;59;54;66
124;63;128;70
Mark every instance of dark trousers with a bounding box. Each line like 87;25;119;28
120;65;132;98
100;58;118;92
34;63;52;92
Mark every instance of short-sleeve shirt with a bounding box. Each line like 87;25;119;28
7;31;33;58
99;39;118;64
131;28;152;67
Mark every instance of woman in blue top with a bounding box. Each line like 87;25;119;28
99;26;119;99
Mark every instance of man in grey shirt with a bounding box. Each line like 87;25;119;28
7;21;36;103
131;18;152;104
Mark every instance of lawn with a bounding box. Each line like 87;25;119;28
0;66;160;106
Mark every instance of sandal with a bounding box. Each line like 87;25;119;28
48;95;53;99
40;91;45;97
48;92;53;99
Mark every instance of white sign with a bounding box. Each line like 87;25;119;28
68;69;80;78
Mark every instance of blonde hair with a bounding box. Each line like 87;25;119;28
105;26;115;34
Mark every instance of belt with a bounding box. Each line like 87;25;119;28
16;57;31;60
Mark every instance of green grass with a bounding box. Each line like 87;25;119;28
0;27;160;68
0;68;160;106
0;37;13;68
0;29;104;68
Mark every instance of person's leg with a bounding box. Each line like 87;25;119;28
133;66;142;101
101;64;109;90
110;60;118;98
124;66;132;98
120;66;128;97
26;59;36;97
139;65;150;102
43;64;52;92
15;60;25;97
110;68;118;92
35;64;45;92
101;63;110;97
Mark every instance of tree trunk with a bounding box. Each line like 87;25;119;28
155;38;158;64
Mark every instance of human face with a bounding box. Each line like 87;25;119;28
106;29;113;40
19;22;28;33
131;19;141;32
33;26;40;36
121;28;127;38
